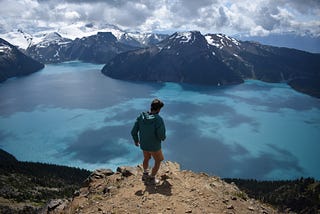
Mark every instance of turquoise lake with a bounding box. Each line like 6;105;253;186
0;61;319;180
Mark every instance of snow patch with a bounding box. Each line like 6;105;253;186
156;44;163;51
225;35;240;47
126;32;157;45
169;32;195;44
205;35;223;49
231;38;240;46
176;32;192;43
54;50;59;58
0;45;12;53
205;34;241;49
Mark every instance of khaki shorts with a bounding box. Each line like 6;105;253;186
143;149;164;162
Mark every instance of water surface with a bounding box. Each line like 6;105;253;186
0;61;319;180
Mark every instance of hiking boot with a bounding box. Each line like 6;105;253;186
142;172;149;181
148;176;160;185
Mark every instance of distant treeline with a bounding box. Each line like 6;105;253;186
224;178;320;213
0;160;91;187
0;149;91;212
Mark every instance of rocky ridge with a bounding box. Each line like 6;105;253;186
25;30;168;64
102;31;243;85
48;161;278;214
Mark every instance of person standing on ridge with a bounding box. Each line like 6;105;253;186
131;99;166;185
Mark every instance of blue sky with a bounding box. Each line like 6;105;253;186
0;0;319;37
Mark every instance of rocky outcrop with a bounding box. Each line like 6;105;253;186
0;38;44;82
50;161;278;214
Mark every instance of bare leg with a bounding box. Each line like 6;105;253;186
143;151;151;171
151;160;161;176
150;150;164;176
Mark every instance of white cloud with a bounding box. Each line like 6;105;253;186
64;11;81;20
0;0;319;37
250;25;271;37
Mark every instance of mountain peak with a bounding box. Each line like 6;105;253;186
157;31;208;51
36;32;72;48
46;161;278;213
96;31;117;42
168;31;202;44
43;32;63;41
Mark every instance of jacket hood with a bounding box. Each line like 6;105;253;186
140;112;157;124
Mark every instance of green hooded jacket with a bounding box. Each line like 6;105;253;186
131;112;166;152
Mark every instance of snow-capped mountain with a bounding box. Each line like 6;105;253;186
1;22;168;51
121;32;168;47
26;32;73;63
103;31;243;85
0;29;33;50
37;32;72;46
2;24;319;97
11;23;169;64
68;32;138;64
102;31;320;97
0;23;121;49
0;38;44;82
25;31;140;64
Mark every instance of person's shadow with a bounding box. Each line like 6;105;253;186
135;179;173;196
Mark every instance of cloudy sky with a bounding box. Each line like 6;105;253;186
0;0;319;37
